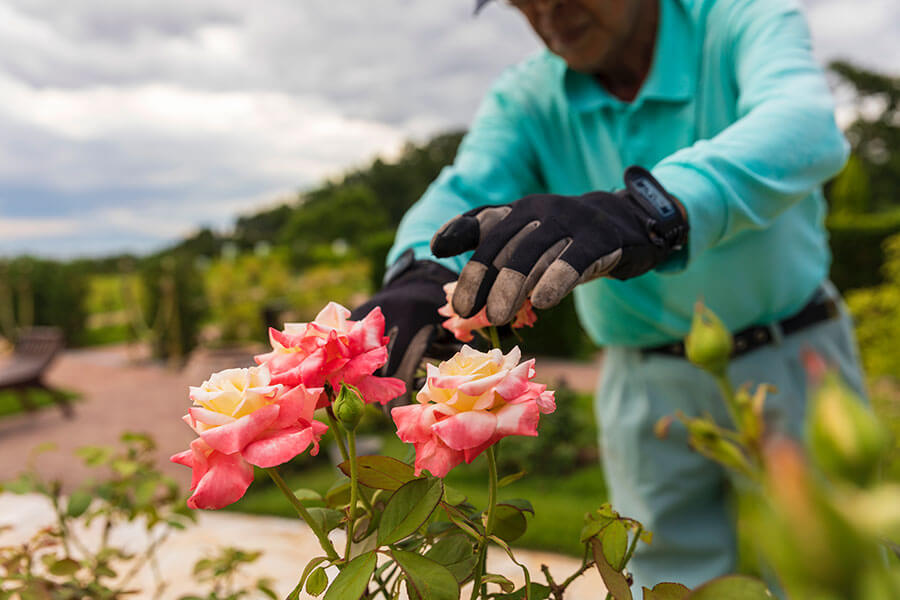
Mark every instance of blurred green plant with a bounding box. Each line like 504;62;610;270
657;301;900;599
847;232;900;377
0;433;196;599
139;254;206;363
203;248;296;344
178;547;277;600
0;257;88;346
497;385;598;477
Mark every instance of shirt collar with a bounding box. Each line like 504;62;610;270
562;0;696;112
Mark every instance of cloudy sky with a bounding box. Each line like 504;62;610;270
1;0;897;259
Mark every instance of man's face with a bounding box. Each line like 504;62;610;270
516;0;643;73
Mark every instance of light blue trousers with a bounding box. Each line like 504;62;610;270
595;283;866;592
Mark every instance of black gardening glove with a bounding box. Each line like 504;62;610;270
430;166;689;323
350;250;461;405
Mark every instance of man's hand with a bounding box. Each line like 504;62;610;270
430;166;688;324
350;253;459;405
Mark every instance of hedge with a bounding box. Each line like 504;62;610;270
828;210;900;292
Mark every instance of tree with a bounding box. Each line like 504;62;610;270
829;61;900;212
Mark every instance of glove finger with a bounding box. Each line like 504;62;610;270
452;215;541;318
531;243;622;310
486;229;570;324
431;205;512;258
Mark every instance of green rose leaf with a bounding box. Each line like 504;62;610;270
293;488;325;504
492;504;529;543
425;535;477;583
500;498;534;515
443;485;467;506
305;567;329;596
325;479;351;508
684;575;771;599
498;471;526;488
602;519;629;570
643;582;691;599
391;549;460;600
307;508;344;533
48;558;81;576
338;455;416;491
592;539;633;600
580;515;614;543
66;490;93;518
323;552;376;600
496;583;552;600
378;477;443;546
287;556;330;600
482;573;515;593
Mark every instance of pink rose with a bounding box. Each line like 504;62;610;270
392;345;556;477
438;281;537;343
255;302;406;406
171;365;327;509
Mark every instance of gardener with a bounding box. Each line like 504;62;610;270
353;0;866;591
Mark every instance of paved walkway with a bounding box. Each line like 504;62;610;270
0;345;607;599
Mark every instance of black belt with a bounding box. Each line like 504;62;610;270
644;289;840;359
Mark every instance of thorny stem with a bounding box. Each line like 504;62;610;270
622;524;643;571
325;391;350;462
715;374;742;432
488;326;501;351
469;446;499;600
344;431;360;560
265;468;340;562
116;528;171;594
546;545;596;599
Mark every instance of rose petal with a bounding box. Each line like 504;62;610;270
199;404;280;455
414;438;464;478
354;375;406;405
187;450;254;510
495;401;540;438
243;421;327;468
270;385;322;428
432;410;497;451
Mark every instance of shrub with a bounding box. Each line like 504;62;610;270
828;211;900;291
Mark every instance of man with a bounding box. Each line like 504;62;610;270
353;0;865;590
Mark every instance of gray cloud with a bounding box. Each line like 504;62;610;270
0;0;896;258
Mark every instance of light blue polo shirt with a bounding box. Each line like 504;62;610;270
389;0;849;348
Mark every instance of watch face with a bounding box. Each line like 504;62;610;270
632;175;676;220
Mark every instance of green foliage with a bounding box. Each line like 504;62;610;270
847;232;900;376
180;546;277;600
829;61;900;213
280;184;389;266
673;302;900;599
827;210;900;291
511;295;596;359
203;248;295;343
496;386;598;476
0;257;88;345
0;388;78;418
829;154;871;215
139;254;206;361
0;433;195;599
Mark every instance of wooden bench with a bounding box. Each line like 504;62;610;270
0;327;73;418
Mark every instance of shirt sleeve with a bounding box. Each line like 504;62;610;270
387;71;545;274
651;0;849;271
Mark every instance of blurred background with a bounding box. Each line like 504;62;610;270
0;0;898;595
